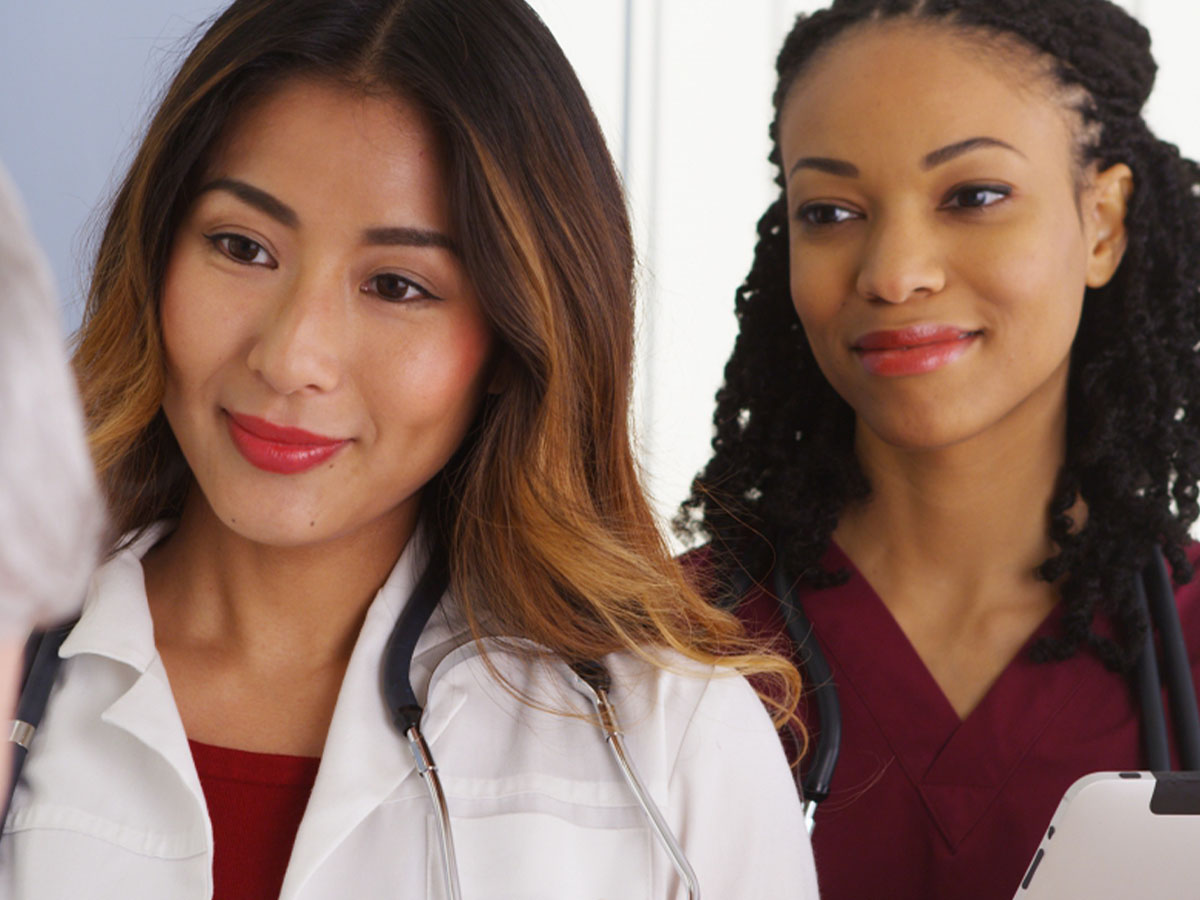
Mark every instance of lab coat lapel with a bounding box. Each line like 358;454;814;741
279;539;470;900
60;524;169;671
100;659;210;827
58;524;210;844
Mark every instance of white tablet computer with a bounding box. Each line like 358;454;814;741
1014;771;1200;899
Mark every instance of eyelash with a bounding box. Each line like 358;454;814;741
794;183;1012;229
204;232;439;303
360;273;439;304
796;203;861;228
205;232;277;268
942;183;1012;210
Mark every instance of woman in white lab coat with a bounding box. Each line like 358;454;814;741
0;0;817;898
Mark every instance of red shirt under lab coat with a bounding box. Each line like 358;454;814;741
734;542;1200;900
190;740;319;900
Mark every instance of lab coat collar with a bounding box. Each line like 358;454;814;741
59;522;172;672
280;529;473;900
54;522;478;900
55;522;211;869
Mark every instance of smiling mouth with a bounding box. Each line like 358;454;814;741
225;411;349;474
852;327;983;377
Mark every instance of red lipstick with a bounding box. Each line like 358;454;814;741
852;325;981;377
226;412;348;474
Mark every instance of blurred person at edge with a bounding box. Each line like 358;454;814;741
0;162;105;792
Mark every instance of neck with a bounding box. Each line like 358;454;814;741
143;488;416;669
835;376;1072;614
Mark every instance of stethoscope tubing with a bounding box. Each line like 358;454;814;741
380;550;700;900
381;546;464;900
1133;556;1171;770
775;544;1200;832
1143;548;1200;769
772;566;840;825
572;666;701;900
2;544;703;899
4;621;73;827
404;724;463;900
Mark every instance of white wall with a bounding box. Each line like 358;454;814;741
3;0;1197;544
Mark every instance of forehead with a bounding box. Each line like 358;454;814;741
200;77;451;231
779;22;1077;172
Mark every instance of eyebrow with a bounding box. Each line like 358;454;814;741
920;136;1024;169
788;136;1025;180
195;177;458;253
789;157;859;179
363;226;457;254
197;178;299;228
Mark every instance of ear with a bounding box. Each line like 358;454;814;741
1083;162;1134;289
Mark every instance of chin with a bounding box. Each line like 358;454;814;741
218;512;345;548
857;406;991;453
200;486;350;548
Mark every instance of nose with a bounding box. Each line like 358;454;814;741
246;269;347;395
855;210;946;304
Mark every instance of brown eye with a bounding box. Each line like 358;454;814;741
943;184;1010;210
363;273;436;303
206;233;275;267
797;202;860;228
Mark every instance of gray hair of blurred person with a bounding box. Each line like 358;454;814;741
0;163;105;635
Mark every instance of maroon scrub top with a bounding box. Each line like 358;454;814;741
734;542;1200;900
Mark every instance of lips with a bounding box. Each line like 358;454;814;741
852;325;981;377
226;412;349;474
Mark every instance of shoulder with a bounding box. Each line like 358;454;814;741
59;527;170;672
604;650;818;896
604;649;773;757
434;638;782;773
677;544;713;575
676;544;729;607
602;650;800;824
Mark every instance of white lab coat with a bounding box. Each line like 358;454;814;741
0;525;819;899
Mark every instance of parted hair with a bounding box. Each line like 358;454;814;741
679;0;1200;670
75;0;800;715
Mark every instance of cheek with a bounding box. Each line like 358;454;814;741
160;253;265;405
367;314;494;430
790;259;825;324
970;213;1089;353
160;257;228;393
159;261;203;399
789;246;852;364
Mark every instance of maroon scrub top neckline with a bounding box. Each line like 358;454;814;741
723;540;1200;900
809;542;1099;848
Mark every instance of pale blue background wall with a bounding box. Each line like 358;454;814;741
0;2;228;324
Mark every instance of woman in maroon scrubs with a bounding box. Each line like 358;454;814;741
680;0;1200;897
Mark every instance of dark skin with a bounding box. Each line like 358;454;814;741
778;24;1131;718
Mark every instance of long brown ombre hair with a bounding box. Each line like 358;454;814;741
75;0;801;719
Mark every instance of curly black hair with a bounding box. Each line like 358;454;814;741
678;0;1200;670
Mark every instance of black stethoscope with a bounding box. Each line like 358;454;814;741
380;545;699;898
6;545;703;900
766;545;1200;833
